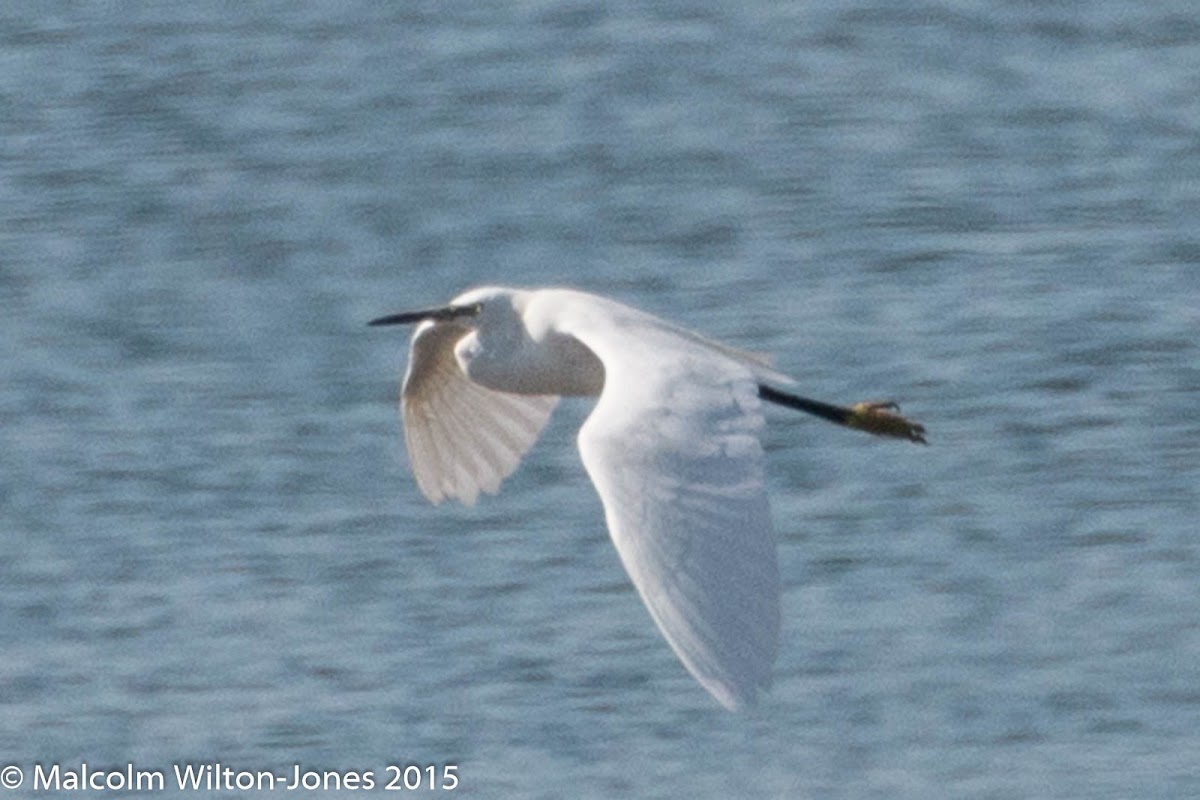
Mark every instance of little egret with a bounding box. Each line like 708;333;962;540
370;286;925;710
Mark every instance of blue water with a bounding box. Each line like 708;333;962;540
3;1;1199;797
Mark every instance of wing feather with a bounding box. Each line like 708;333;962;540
550;293;781;709
401;320;558;505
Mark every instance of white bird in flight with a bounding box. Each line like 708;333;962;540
371;286;925;711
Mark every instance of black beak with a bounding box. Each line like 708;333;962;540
368;303;481;327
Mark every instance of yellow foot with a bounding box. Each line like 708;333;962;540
846;401;927;444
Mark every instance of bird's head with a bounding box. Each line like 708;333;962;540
367;286;525;330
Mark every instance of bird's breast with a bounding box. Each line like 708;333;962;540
455;329;604;397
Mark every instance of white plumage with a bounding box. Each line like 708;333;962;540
371;286;925;710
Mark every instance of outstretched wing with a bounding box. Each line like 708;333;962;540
401;320;558;505
549;292;781;709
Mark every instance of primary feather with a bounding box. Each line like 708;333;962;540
402;318;558;505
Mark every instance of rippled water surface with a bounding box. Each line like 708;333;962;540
3;2;1199;797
